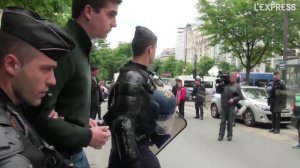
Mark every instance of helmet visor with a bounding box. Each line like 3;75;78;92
156;112;176;135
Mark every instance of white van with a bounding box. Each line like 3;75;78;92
202;76;217;95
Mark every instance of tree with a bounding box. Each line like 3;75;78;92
197;0;300;84
0;0;71;25
90;41;131;81
197;56;215;76
161;56;178;77
99;42;132;80
218;61;230;73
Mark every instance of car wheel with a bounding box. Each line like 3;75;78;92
211;103;220;118
243;109;256;127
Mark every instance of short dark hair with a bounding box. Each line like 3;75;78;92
0;31;36;67
72;0;122;19
90;64;99;71
131;26;157;56
274;71;279;75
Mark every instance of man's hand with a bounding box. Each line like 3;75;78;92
48;110;58;119
228;98;234;104
89;118;98;128
48;110;65;119
89;126;111;149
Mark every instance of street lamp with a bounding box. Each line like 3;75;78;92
282;0;288;82
193;54;197;79
177;24;191;75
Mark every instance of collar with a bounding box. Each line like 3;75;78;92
0;89;19;111
65;19;92;56
123;61;148;71
0;89;12;106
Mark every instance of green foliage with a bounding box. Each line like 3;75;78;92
151;56;186;77
218;60;241;73
218;61;230;73
0;0;71;25
90;42;132;80
197;0;300;82
197;56;215;75
265;63;275;72
185;63;193;75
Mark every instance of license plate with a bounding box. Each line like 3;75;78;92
281;113;290;117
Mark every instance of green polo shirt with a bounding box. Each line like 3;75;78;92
34;19;92;156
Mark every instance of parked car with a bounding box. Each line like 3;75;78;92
210;85;292;127
291;93;300;135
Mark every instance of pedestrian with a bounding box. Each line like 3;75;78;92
0;7;74;167
192;77;206;120
33;0;122;167
268;71;287;134
171;78;180;96
104;26;175;168
217;72;242;141
90;64;104;120
176;79;187;117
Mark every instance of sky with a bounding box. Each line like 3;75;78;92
106;0;199;54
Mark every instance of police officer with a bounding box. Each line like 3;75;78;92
268;71;287;134
104;26;175;168
192;77;206;120
217;72;242;141
0;7;74;167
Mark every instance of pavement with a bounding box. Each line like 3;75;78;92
84;100;298;168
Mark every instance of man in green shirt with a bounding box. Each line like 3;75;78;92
34;0;122;167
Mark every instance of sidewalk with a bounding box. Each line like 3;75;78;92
84;141;111;168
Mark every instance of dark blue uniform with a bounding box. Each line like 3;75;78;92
104;62;160;168
268;79;286;133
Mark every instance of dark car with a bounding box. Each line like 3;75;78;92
291;93;300;135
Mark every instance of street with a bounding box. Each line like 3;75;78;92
85;101;300;168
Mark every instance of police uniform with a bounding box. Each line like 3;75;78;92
104;61;160;168
268;79;287;133
192;79;206;119
0;7;74;167
104;26;176;168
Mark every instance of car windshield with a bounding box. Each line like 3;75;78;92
242;88;267;99
184;81;195;87
202;81;213;88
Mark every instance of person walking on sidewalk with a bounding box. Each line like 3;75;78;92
33;0;122;167
0;7;74;167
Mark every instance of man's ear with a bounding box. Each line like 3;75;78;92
3;54;20;76
83;4;94;20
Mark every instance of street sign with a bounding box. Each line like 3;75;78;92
279;61;286;70
280;49;296;56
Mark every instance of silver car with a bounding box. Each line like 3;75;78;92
210;86;292;127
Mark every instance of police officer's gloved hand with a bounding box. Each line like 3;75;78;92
150;133;171;148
